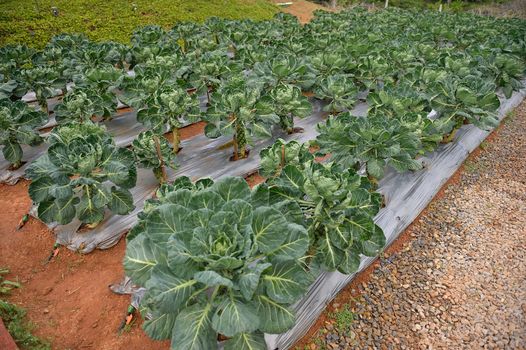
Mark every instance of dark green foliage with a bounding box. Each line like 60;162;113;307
26;123;136;225
0;100;47;168
124;176;313;349
260;139;384;274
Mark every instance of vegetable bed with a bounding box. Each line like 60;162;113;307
1;6;525;350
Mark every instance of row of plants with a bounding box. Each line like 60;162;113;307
0;7;524;349
1;8;524;169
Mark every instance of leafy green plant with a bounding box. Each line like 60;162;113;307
256;84;312;134
367;85;429;118
136;85;200;153
72;67;122;119
189;52;233;102
367;85;442;151
20;67;64;113
26;122;136;226
488;54;525;98
259;139;313;178
124;176;312;350
0;100;47;168
314;75;358;114
307;51;350;87
252;55;314;91
260;140;384;273
132;131;177;183
53;89;106;124
204;77;278;160
429;76;501;139
316;114;423;181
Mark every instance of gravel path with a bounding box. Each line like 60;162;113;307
303;101;526;350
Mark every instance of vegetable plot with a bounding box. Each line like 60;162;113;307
0;6;524;350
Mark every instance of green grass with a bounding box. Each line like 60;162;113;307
331;0;519;14
0;268;51;350
0;300;51;350
0;0;278;48
328;303;355;333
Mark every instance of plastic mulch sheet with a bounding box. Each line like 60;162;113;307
264;82;526;349
53;98;362;252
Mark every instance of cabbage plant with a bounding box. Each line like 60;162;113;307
72;67;122;119
314;75;358;114
252;55;314;91
488;54;525;98
26;122;136;226
256;84;312;134
136;85;200;153
260;140;384;274
189;52;232;102
204;77;278;160
429;76;501;140
132;131;176;183
0;100;47;168
54;89;106;124
20;66;65;113
124;176;312;350
316;113;423;181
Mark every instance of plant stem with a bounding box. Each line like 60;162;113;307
172;128;180;154
233;115;247;160
443;126;459;143
153;135;167;184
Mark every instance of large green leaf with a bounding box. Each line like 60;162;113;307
237;263;272;301
254;295;296;334
211;294;260;337
262;261;308;304
108;186;134;215
268;223;309;260
28;176;55;203
146;266;197;314
143;312;177;340
252;207;288;253
171;304;216;350
146;204;191;242
194;270;233;288
213;176;251;202
2;140;22;165
124;235;163;285
224;332;266;350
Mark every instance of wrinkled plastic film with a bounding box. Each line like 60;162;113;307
0;95;207;185
264;82;526;350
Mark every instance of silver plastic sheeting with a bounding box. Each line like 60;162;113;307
0;96;207;185
53;98;357;252
264;83;526;350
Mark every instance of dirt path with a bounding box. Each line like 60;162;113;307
272;0;327;23
297;102;526;349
